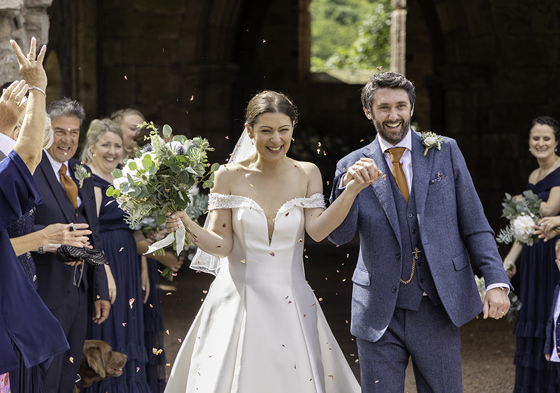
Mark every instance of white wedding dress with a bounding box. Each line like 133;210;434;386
164;193;360;393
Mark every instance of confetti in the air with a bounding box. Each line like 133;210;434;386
122;323;127;327
225;136;229;139
153;348;163;355
69;357;74;363
129;298;135;309
166;330;170;335
190;95;194;101
269;251;275;257
137;367;140;372
240;259;246;263
124;75;127;80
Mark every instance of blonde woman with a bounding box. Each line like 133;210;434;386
81;118;151;393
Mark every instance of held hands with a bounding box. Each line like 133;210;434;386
343;158;383;194
534;216;560;241
483;287;510;320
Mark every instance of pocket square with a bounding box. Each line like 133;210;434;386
429;172;446;184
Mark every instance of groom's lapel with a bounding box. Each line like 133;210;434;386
364;137;401;244
411;131;434;221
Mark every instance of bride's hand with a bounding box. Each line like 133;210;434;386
165;211;188;233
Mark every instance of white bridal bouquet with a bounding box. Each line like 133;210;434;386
107;123;218;272
496;190;542;246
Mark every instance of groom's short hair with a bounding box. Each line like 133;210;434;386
361;72;416;110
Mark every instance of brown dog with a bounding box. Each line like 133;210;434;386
73;340;127;392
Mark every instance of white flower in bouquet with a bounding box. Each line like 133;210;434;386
511;215;536;245
496;190;542;246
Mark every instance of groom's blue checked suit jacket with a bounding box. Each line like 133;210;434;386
329;131;511;343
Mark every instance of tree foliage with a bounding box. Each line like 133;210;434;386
310;0;391;72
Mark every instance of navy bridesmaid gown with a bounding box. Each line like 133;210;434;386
514;167;560;393
85;175;151;393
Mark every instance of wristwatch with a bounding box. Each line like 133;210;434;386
38;246;45;254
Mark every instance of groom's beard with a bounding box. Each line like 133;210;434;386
372;116;411;145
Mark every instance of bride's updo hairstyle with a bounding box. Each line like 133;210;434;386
81;118;124;165
245;91;299;129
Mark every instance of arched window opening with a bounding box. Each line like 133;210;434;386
309;0;392;84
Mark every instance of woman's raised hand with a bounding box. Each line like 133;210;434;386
10;37;47;91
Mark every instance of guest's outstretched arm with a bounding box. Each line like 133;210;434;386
11;38;47;173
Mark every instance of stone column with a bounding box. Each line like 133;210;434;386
390;0;407;76
0;0;51;87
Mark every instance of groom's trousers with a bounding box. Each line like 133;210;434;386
357;296;462;393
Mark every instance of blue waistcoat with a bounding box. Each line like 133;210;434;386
389;175;439;310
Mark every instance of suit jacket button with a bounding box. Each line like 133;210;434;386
396;253;400;259
391;286;396;293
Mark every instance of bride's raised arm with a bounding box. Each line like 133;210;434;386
166;166;233;258
304;159;382;242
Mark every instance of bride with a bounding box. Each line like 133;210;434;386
164;91;382;392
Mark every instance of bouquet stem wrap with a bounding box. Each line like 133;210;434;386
145;221;187;255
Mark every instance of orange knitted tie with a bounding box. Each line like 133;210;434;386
59;164;78;209
388;147;409;202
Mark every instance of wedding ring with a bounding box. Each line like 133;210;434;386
501;311;505;314
14;99;20;105
69;223;75;232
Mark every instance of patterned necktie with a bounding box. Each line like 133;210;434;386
388;147;409;203
59;164;78;209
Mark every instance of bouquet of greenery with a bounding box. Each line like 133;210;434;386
107;122;218;259
496;190;542;246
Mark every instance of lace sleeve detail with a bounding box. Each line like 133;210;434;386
302;193;326;209
208;193;261;211
278;193;326;213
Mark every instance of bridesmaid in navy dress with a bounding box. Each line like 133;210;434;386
81;118;151;393
502;116;560;393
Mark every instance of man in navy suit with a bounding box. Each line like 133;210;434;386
329;72;511;392
32;98;110;393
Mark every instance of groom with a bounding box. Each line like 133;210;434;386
328;71;511;392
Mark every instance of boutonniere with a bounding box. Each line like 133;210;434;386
421;131;443;157
74;164;92;188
